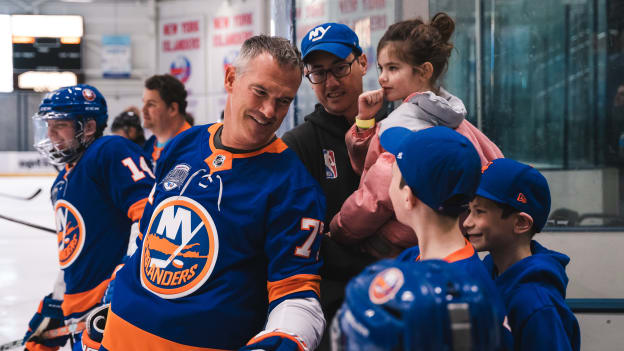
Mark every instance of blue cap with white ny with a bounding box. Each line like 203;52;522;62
300;23;362;60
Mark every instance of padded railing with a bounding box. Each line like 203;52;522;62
566;299;624;313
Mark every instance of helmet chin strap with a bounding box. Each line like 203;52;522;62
68;120;97;166
38;120;94;166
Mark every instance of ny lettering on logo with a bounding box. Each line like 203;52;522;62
151;206;205;269
309;25;331;42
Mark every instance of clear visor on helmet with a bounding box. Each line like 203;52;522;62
32;112;83;166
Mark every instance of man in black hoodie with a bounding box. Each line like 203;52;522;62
281;23;386;350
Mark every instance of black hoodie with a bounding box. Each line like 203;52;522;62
282;104;386;350
283;104;360;223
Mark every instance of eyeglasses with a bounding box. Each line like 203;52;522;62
305;57;359;84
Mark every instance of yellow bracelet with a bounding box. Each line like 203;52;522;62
355;117;375;130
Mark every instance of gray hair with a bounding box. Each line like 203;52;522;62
233;35;303;75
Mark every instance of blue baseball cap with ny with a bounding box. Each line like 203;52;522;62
380;126;482;213
301;23;362;60
476;158;551;232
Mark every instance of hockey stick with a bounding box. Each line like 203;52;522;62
0;188;42;201
0;213;56;234
0;321;86;350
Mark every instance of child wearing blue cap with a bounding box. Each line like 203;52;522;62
381;125;513;350
463;158;581;351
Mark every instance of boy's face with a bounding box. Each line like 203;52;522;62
463;196;516;252
389;162;410;225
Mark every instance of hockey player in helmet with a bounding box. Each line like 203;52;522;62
331;260;503;351
24;85;154;351
33;84;108;166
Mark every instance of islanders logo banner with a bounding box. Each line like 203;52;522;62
55;200;86;269
140;196;219;299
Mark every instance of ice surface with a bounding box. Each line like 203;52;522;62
0;175;72;349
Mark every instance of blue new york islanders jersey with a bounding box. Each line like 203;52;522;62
102;123;326;350
143;121;191;169
51;136;154;321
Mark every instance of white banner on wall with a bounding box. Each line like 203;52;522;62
102;35;132;78
159;16;207;96
158;16;207;124
207;1;263;120
0;152;57;175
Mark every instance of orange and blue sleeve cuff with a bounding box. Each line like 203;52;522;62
246;331;307;351
127;198;148;222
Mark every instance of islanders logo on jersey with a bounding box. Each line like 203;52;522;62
368;267;404;304
140;196;219;299
54;200;86;269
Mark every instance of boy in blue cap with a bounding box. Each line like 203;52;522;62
463;158;581;351
382;126;513;350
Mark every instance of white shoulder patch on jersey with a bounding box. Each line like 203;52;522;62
161;164;191;191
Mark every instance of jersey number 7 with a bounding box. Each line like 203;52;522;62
295;218;322;259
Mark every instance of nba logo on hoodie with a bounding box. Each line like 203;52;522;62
323;149;338;179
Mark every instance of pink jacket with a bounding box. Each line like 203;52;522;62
329;89;503;258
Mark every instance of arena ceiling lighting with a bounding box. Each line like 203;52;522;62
17;71;78;92
11;15;83;38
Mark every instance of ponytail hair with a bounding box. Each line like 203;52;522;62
377;12;455;85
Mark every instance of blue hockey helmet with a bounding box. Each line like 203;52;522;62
330;260;502;351
33;84;108;165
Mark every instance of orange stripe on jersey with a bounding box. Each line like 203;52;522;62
102;309;232;351
63;164;75;181
111;263;124;279
127;197;148;222
152;145;164;163
230;138;288;158
179;121;191;134
205;150;233;174
204;123;289;174
62;277;111;317
413;239;474;263
207;124;288;156
152;121;191;163
246;331;306;351
267;274;321;304
24;341;57;351
443;238;475;263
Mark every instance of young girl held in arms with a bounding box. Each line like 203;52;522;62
329;13;503;258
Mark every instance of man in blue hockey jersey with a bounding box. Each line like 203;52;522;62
100;35;326;351
24;85;154;351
